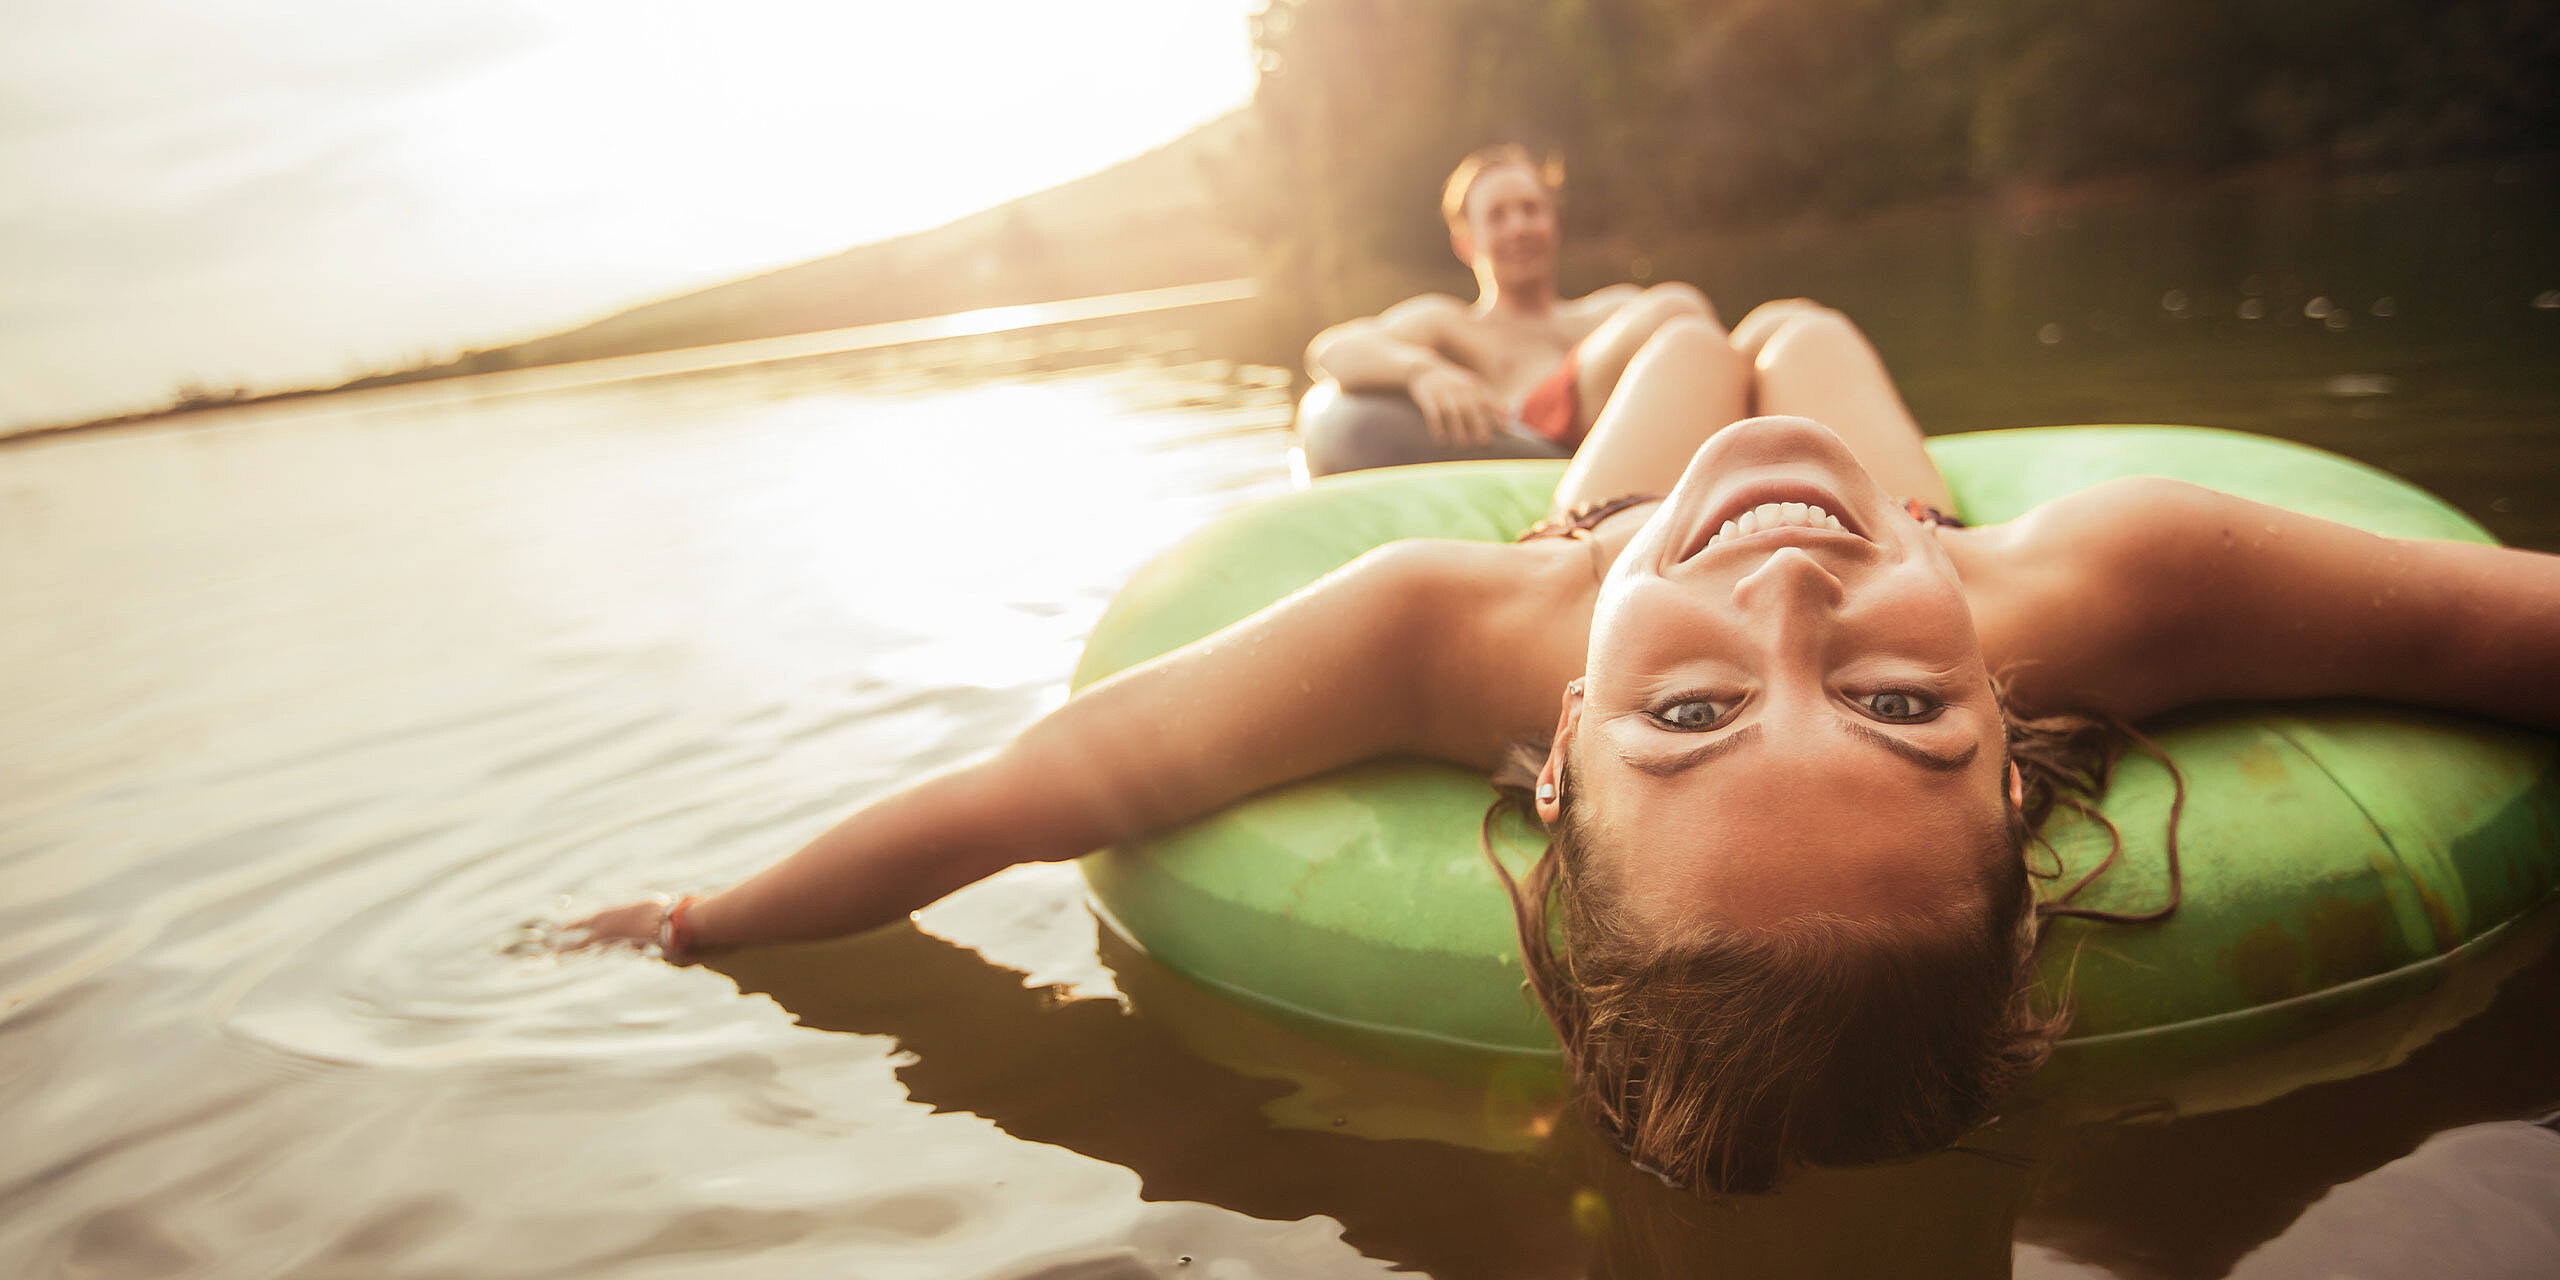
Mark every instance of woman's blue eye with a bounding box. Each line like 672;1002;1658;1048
1656;699;1728;730
1862;690;1941;722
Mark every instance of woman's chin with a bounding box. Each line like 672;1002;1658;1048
1654;420;1894;554
1683;416;1865;482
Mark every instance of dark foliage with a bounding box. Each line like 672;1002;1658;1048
1218;0;2560;298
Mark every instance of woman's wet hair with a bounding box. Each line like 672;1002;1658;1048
1483;685;2179;1194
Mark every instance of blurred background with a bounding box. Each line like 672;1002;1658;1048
1;0;1257;433
10;0;2556;442
5;4;2560;1279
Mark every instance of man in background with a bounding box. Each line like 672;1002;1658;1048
1304;144;1719;453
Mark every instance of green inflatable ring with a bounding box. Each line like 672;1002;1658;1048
1071;426;2560;1113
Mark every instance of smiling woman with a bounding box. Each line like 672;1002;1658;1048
566;298;2560;1194
1564;414;2013;925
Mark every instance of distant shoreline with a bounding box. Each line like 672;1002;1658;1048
16;149;2547;450
1;279;1262;450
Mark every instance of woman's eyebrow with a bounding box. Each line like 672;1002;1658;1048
1621;724;1763;777
1844;722;1978;772
1620;721;1977;778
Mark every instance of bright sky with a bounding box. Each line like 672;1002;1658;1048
0;0;1258;433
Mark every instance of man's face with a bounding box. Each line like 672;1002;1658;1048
1457;163;1558;288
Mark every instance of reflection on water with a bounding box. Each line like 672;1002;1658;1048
5;165;2559;1279
0;364;1392;1278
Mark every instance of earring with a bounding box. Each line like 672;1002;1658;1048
1537;782;1557;804
1566;678;1585;695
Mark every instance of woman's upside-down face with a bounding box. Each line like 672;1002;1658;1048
1551;416;2015;934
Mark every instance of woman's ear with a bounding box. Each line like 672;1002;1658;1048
1536;679;1585;825
1449;224;1474;266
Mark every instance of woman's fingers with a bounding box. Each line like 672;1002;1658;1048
561;900;662;950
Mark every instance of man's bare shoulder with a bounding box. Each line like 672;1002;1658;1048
1375;292;1471;330
1382;293;1464;317
1550;283;1651;341
1568;283;1644;313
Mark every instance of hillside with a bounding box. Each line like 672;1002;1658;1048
373;110;1260;383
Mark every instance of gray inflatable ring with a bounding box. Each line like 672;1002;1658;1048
1292;381;1569;481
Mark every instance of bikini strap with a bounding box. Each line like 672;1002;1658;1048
1517;494;1662;543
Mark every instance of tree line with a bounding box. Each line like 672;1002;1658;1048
1211;0;2557;319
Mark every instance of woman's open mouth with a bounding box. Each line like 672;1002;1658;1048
1704;501;1847;548
1675;483;1872;563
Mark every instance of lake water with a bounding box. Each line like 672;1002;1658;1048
5;164;2558;1279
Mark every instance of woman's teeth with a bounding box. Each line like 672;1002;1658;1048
1706;502;1846;548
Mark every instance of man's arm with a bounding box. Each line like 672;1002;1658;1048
1305;295;1508;444
575;543;1463;952
2010;478;2560;728
1304;293;1464;388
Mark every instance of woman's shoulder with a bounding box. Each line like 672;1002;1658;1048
2033;474;2232;534
1961;476;2245;587
1955;477;2241;715
1348;535;1537;587
1358;529;1592;574
1352;536;1595;758
1360;535;1599;637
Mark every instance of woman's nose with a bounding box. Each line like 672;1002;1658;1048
1730;547;1847;612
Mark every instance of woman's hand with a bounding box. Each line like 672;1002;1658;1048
560;898;669;953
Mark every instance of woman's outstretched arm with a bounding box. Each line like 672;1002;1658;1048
2011;478;2560;728
567;542;1466;955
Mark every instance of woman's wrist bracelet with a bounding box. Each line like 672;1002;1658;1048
657;893;702;964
